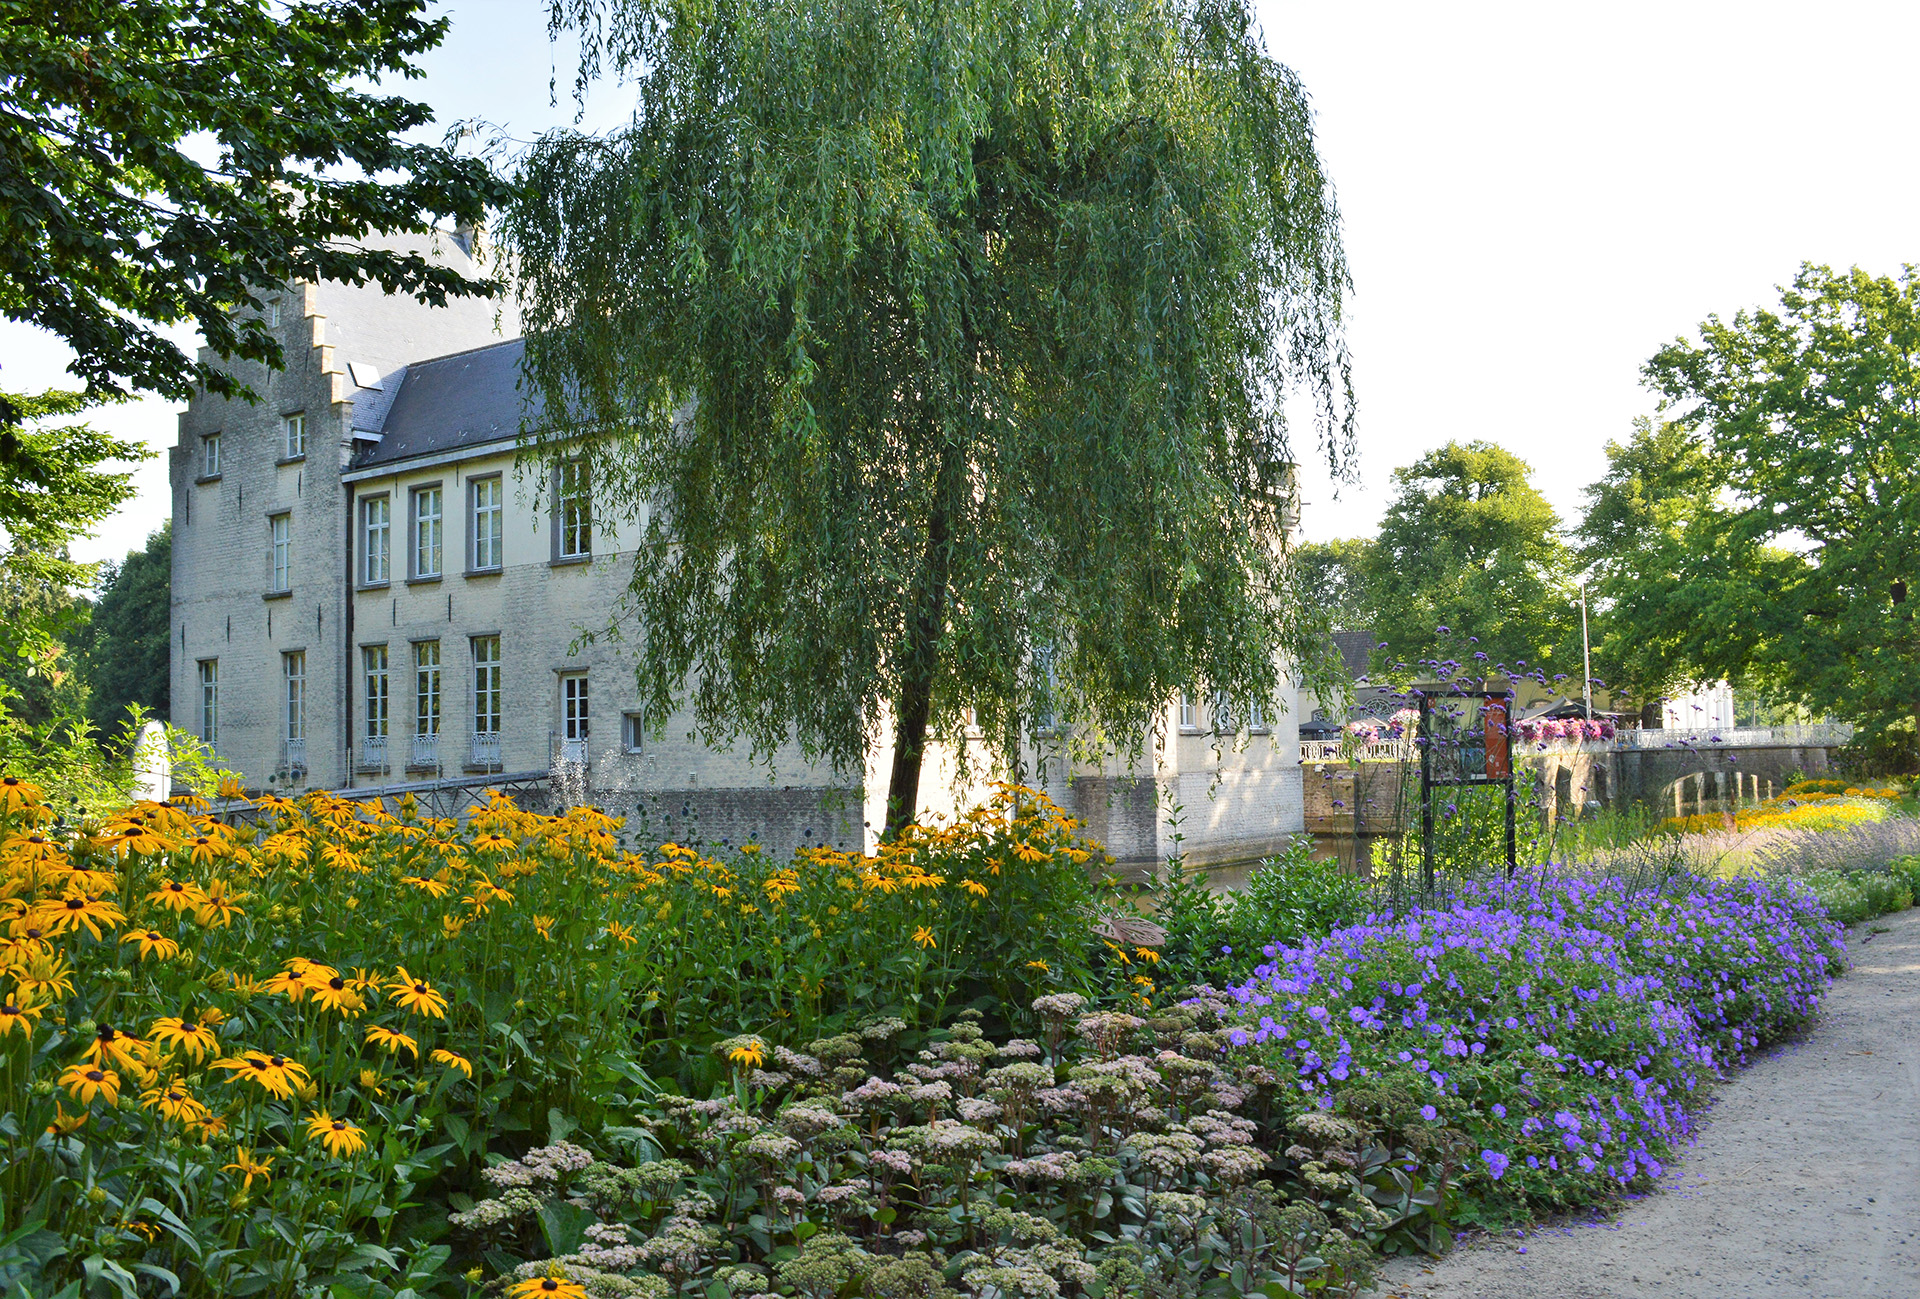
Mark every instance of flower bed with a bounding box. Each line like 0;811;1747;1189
1216;874;1843;1216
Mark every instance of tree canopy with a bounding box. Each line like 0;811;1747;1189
1292;538;1375;633
1639;263;1920;759
0;0;506;403
80;523;172;730
507;0;1354;831
1364;440;1576;683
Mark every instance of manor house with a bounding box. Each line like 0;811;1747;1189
167;233;1306;872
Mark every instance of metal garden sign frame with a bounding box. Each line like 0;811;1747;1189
1417;683;1518;891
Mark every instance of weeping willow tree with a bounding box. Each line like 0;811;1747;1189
505;0;1355;835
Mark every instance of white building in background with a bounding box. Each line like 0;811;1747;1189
168;232;1305;873
1660;682;1737;732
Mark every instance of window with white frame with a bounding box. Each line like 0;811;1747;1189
283;411;306;459
197;660;218;744
622;709;646;754
561;673;589;753
412;485;443;578
472;636;501;735
1033;644;1060;735
1247;697;1268;733
1212;692;1236;737
364;646;389;737
1178;693;1197;730
415;641;441;736
556;461;591;559
471;476;503;570
269;513;291;592
362;496;390;584
202;433;221;478
264;296;281;327
283;651;306;741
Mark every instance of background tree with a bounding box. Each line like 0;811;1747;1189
1292;538;1376;632
77;524;172;730
0;391;142;732
507;0;1354;833
1365;440;1577;683
1573;416;1726;716
1643;262;1920;764
0;0;506;405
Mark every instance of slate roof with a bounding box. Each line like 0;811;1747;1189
1330;629;1376;678
350;337;538;468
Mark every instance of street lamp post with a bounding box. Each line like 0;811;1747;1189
1579;581;1593;722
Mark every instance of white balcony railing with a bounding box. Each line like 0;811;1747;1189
471;732;502;769
410;733;440;769
282;737;307;779
1616;724;1854;749
558;736;588;766
359;735;388;772
1299;739;1415;764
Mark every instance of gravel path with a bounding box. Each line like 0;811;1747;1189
1380;904;1920;1299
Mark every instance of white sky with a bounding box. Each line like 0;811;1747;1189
11;0;1918;570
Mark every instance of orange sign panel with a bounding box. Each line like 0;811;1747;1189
1483;699;1512;779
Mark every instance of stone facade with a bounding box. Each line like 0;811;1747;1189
168;234;1308;866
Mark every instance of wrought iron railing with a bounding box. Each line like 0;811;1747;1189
471;732;502;769
410;733;440;769
359;735;388;772
282;737;307;779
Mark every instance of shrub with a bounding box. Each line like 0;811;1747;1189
1799;869;1913;924
1155;840;1370;990
1213;873;1842;1219
1783;779;1850;796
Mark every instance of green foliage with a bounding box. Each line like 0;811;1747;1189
1154;841;1370;990
1365;441;1576;678
77;524;172;729
1292;538;1376;632
0;0;505;403
0;391;145;600
1637;264;1920;765
1800;869;1913;925
505;0;1353;828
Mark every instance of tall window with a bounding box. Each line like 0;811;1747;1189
471;477;503;571
363;646;389;738
362;496;390;584
202;433;221;478
412;486;442;578
1212;693;1236;737
472;636;501;734
1247;697;1268;733
415;641;441;736
264;296;281;327
284;411;306;459
1178;694;1196;730
562;673;589;747
557;461;591;559
197;660;218;744
283;651;306;741
269;513;291;592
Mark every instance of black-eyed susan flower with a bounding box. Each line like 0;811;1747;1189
149;1014;220;1064
1024;959;1051;974
109;822;170;857
1134;946;1160;964
215;776;246;802
357;1068;386;1096
120;929;181;962
603;921;637;946
431;1047;473;1078
400;873;452;899
12;950;74;1002
83;1024;147;1071
212;1052;309;1100
364;1025;419;1059
304;1109;368;1158
146;878;207;914
384;967;447;1018
719;1035;766;1070
531;915;555;940
0;996;42;1037
59;1063;120;1106
45;1104;87;1136
193;880;244;928
506;1268;588;1299
222;1148;272;1193
0;776;44;815
140;1079;210;1124
912;926;937;949
34;890;126;940
959;878;989;898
